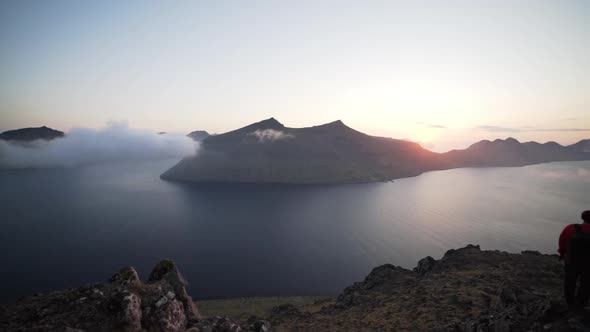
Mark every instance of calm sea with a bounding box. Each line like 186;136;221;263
0;160;588;302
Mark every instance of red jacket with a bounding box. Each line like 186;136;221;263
558;223;590;257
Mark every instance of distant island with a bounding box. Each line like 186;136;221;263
162;118;590;184
187;130;210;141
0;126;64;142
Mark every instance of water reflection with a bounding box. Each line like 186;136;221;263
0;160;588;302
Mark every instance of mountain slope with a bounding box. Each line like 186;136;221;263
441;137;589;167
161;119;590;184
0;126;64;141
162;118;443;184
569;139;590;153
271;245;577;331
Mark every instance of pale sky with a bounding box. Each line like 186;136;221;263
0;0;588;152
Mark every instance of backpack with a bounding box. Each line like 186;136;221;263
568;224;590;266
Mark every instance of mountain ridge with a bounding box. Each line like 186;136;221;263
163;118;590;184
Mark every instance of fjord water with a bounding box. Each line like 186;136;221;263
0;160;588;302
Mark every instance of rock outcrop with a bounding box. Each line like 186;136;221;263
4;246;590;331
0;260;269;332
271;245;590;331
187;131;210;142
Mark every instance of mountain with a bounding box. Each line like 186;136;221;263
162;118;590;184
569;139;590;153
187;130;210;141
163;118;443;184
0;126;64;141
441;137;589;167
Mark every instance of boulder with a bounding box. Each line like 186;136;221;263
413;256;436;276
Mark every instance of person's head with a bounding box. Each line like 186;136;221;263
582;211;590;224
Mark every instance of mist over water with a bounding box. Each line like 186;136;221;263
0;160;588;302
0;122;197;168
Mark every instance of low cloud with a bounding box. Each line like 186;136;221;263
416;122;447;129
476;125;521;133
0;122;197;169
249;129;294;143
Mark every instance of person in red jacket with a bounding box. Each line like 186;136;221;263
559;210;590;308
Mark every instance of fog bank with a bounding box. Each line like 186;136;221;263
0;122;197;169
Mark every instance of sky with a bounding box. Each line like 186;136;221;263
0;0;588;152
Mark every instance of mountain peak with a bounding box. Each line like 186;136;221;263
309;120;353;130
187;130;210;141
505;137;519;144
248;117;284;130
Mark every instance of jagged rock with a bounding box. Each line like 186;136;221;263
149;298;187;332
414;256;436;275
2;246;586;331
272;245;579;331
246;318;272;332
149;259;178;282
110;266;141;286
117;292;142;331
155;295;169;308
0;260;209;332
149;259;201;323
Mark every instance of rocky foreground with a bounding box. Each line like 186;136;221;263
2;245;590;331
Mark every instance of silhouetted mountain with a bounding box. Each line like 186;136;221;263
569;139;590;153
0;126;64;141
441;137;589;167
162;119;590;184
187;130;210;141
163;118;444;184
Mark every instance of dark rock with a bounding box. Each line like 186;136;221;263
0;126;64;141
414;256;437;275
149;259;200;323
0;260;208;331
187;130;210;141
110;266;140;286
522;250;542;256
117;291;142;331
149;259;178;282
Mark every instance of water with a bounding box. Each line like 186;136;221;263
0;160;588;302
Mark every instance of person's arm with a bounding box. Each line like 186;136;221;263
558;225;573;258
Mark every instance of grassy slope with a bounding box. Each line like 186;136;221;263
197;296;330;319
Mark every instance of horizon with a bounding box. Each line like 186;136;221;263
1;116;588;153
1;1;589;152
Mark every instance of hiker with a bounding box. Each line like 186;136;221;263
559;210;590;308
